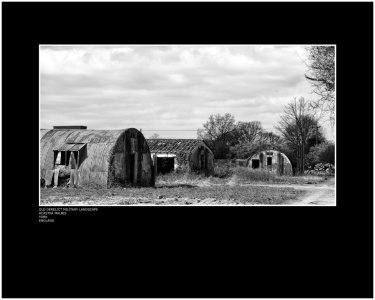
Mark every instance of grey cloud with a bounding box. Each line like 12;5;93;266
40;45;333;139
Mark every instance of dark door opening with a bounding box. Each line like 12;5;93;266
267;157;272;166
252;159;260;169
157;157;174;174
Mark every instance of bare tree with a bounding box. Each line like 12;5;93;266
276;97;318;175
235;121;263;144
305;46;335;123
230;124;284;159
197;113;236;158
149;133;160;139
197;113;236;141
258;131;282;146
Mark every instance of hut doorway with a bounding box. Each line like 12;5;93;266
157;157;174;174
252;159;260;169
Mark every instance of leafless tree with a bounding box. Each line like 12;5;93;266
149;133;160;139
197;113;236;158
305;46;335;124
197;113;236;141
230;124;284;159
258;131;282;146
276;97;318;175
235;121;263;144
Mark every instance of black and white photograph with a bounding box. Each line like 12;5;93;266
40;45;336;206
3;2;373;299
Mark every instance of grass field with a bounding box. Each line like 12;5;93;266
40;168;315;205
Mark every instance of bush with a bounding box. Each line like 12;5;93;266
305;163;335;176
306;142;335;168
213;163;233;178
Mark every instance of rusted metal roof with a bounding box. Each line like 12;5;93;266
146;139;208;154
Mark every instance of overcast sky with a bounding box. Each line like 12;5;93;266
40;45;334;140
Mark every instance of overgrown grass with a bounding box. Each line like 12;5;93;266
40;165;327;205
231;166;325;184
155;166;325;187
40;184;303;205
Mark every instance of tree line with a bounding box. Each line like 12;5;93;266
196;99;333;175
196;46;335;175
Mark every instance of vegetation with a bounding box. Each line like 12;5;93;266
40;184;303;206
305;46;335;123
276;97;320;175
305;142;335;168
196;107;332;176
197;113;237;159
149;133;161;139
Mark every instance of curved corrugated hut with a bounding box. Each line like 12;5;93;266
40;128;154;187
146;139;214;176
247;149;292;176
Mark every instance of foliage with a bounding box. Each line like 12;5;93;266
232;167;277;182
305;142;335;168
234;121;263;144
305;46;335;123
276;97;320;175
197;113;236;141
197;113;237;159
230;124;284;159
305;163;335;176
213;163;234;178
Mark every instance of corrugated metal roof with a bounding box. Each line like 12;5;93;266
146;139;206;154
53;143;75;151
40;129;51;140
68;143;87;151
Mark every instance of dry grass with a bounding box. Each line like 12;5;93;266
40;184;303;206
39;166;327;206
157;167;325;187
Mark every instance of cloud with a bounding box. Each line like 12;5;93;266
40;45;333;140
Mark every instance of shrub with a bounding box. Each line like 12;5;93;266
213;163;233;178
306;142;335;169
305;163;335;176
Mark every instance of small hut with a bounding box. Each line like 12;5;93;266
40;127;154;187
247;149;292;175
146;139;214;176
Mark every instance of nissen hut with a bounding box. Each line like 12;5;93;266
247;149;292;176
146;139;214;176
40;126;154;187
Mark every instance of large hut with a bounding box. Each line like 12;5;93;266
247;149;292;176
40;127;154;187
146;139;214;176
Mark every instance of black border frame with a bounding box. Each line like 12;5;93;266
2;2;373;298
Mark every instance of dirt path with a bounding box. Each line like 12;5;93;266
248;177;336;206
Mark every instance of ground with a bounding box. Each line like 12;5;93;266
250;177;336;206
40;174;335;206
